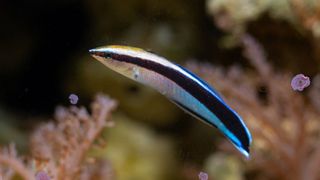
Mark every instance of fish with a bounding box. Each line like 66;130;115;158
89;45;252;158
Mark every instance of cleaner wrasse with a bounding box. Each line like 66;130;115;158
89;45;252;158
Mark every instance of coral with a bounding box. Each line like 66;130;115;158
291;74;311;91
92;114;178;180
198;171;208;180
68;93;79;105
0;143;33;179
290;0;320;37
206;0;320;37
35;171;51;180
204;153;244;180
0;94;117;180
206;0;293;33
186;34;320;180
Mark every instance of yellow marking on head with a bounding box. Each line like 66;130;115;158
106;45;146;52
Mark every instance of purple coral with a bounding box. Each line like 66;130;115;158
69;93;79;104
198;171;208;180
35;171;50;180
291;74;310;91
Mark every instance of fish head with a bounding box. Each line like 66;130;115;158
89;45;148;79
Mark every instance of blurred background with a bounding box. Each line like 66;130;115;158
1;0;320;179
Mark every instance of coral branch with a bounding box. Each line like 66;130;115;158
31;94;117;180
0;94;117;180
186;34;320;180
0;144;33;180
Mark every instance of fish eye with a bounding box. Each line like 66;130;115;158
104;53;112;58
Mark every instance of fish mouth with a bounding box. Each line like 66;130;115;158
89;48;103;57
89;48;102;56
88;48;96;55
89;48;107;64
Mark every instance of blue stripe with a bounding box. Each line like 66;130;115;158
175;64;225;102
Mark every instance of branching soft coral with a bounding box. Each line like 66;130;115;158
290;0;320;37
0;143;33;179
207;0;320;37
186;34;320;180
0;94;117;180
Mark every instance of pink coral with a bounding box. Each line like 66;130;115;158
0;94;117;180
198;171;208;180
35;171;50;180
69;93;79;105
187;34;320;180
291;74;310;91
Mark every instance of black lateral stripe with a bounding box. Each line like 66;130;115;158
110;53;249;148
